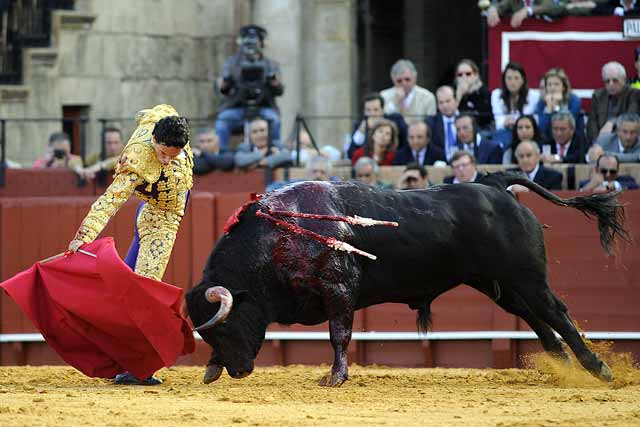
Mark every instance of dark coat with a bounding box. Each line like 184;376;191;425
426;113;454;150
392;143;446;166
459;85;493;129
510;164;563;190
458;137;503;164
587;86;639;142
541;132;589;164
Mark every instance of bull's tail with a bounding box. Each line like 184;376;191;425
491;172;631;255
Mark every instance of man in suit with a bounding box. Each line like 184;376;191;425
347;92;407;159
540;112;588;164
393;122;445;166
596;113;640;163
427;85;459;161
512;140;563;190
380;59;436;122
444;151;480;184
454;113;503;164
579;154;639;192
588;62;639;143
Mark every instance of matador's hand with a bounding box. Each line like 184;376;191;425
68;239;84;253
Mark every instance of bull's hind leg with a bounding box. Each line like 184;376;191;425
490;286;569;363
523;286;612;382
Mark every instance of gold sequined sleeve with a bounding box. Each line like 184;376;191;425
74;171;144;243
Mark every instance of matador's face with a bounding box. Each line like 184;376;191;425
152;136;182;165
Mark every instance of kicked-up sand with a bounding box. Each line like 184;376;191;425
1;350;639;427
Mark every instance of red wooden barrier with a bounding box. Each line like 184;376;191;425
1;190;639;369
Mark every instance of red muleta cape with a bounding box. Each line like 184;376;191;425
0;237;195;379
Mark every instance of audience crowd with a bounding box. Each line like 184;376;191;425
24;15;640;195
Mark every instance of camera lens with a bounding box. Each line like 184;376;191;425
53;149;66;159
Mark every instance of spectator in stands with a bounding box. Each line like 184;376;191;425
351;119;398;166
215;25;284;151
288;128;341;165
631;47;640;90
444;151;479;184
596;113;640;162
595;0;640;15
486;0;567;27
580;153;638;192
512;140;563;190
588;61;639;142
393;121;445;166
347;93;407;159
32;132;83;172
234;117;291;170
427;86;460;161
380;59;436;122
353;156;392;189
503;114;545;164
454;113;503;164
82;127;124;180
454;59;493;130
265;155;337;192
397;163;429;190
540;112;588;164
491;62;539;149
192;128;234;175
535;67;582;142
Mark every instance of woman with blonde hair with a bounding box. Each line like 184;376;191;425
350;118;398;166
535;67;581;140
454;58;493;130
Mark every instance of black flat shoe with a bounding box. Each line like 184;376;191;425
114;372;162;385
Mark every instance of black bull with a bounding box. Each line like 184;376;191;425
185;172;629;386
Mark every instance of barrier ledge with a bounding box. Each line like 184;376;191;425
3;331;640;343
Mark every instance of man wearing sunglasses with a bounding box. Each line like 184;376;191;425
380;59;436;122
579;154;638;193
587;62;639;143
596;113;640;163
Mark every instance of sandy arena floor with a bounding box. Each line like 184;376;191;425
1;350;639;427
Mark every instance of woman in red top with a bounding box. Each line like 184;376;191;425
351;118;398;166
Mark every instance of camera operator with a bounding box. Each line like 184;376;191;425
215;25;284;151
32;131;84;172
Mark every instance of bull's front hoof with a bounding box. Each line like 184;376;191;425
203;365;223;384
598;361;613;383
318;372;347;387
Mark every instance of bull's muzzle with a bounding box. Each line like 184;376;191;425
193;286;234;332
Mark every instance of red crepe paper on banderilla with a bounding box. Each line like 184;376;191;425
0;237;195;379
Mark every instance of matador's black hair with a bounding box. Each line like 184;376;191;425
153;116;190;148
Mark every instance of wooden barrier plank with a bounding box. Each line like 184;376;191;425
190;192;216;285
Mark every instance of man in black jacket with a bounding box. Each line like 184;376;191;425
512;140;563;190
393;122;445;166
215;25;284;151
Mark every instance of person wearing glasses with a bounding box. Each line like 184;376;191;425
588;62;640;143
579;154;638;193
596;113;640;163
454;59;493;130
443;151;480;184
380;59;436;122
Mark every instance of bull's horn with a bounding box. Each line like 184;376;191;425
193;286;233;332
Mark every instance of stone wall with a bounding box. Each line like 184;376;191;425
1;0;241;166
0;0;357;166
